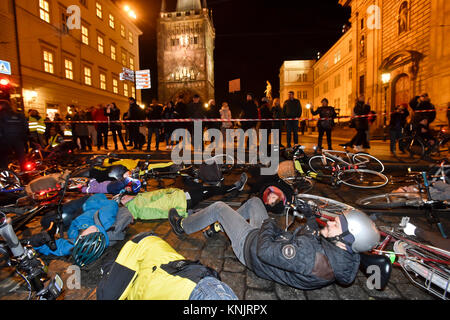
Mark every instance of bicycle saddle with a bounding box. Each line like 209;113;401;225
359;253;392;290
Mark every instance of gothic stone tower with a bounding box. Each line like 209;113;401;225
157;0;215;104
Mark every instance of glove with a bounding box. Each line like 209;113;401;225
294;198;313;218
403;222;417;236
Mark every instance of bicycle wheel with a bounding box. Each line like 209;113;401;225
338;169;389;189
0;170;22;192
396;136;425;163
295;194;360;219
430;139;450;160
355;192;424;209
308;155;335;175
352;153;384;173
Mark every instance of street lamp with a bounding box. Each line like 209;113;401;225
123;4;137;19
381;72;391;141
306;103;311;133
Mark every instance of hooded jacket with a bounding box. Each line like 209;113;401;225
34;194;118;256
243;217;360;290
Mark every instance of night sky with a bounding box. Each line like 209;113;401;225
124;0;351;105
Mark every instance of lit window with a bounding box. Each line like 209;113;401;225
113;78;118;94
121;25;126;38
97;35;104;53
110;44;116;60
109;14;115;29
129;57;134;70
96;2;102;19
100;73;106;90
131;86;135;99
303;91;307;99
123;83;129;96
43;50;54;74
121;51;127;67
81;25;89;45
39;0;50;23
64;59;73;80
84;66;92;85
128;31;133;44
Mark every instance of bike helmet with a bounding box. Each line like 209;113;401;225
277;160;296;180
72;232;107;267
125;178;141;194
107;165;129;181
327;210;380;253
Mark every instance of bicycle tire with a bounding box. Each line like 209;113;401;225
0;170;22;192
352;153;385;173
308;155;336;174
395;136;425;163
338;169;389;189
295;193;360;219
429;139;450;161
355;192;424;209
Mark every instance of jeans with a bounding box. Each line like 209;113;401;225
147;127;160;149
182;197;269;265
110;126;127;150
389;128;403;152
97;124;108;148
318;127;332;150
286;120;299;147
189;276;238;300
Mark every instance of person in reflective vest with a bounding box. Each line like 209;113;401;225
46;126;64;149
28;109;47;147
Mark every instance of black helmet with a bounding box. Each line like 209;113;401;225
107;165;129;181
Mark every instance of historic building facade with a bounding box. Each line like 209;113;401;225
280;0;449;128
157;0;215;104
0;0;142;117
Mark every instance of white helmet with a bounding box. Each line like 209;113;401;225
330;210;380;253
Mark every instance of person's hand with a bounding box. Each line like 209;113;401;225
295;198;313;218
79;225;99;237
403;222;417;236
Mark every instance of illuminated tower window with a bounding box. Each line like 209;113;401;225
43;50;54;74
39;0;50;23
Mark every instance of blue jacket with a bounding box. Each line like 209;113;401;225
35;194;118;256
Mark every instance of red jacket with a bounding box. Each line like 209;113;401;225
93;108;107;128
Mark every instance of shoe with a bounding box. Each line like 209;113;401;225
169;208;185;236
203;222;222;239
234;172;248;192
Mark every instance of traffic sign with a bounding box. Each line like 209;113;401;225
0;60;11;75
120;67;135;81
135;69;151;89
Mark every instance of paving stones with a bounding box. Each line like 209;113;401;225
220;272;246;300
246;270;274;291
245;289;278;300
305;285;339;300
274;283;307;300
223;258;247;273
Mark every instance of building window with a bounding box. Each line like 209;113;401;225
39;0;50;23
303;91;308;99
120;24;126;38
128;31;133;45
99;73;106;90
113;78;118;94
398;2;409;34
84;66;92;86
360;18;365;30
324;81;329;94
131;86;135;99
303;74;307;82
334;74;341;88
96;2;102;19
61;10;69;33
43;50;54;73
97;35;104;53
323;61;328;72
109;14;115;29
123;83;129;96
121;51;127;67
110;43;116;60
81;25;89;45
359;75;365;95
64;59;73;80
129;57;134;70
334;50;341;64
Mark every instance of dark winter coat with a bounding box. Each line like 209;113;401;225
353;102;371;131
0;110;28;140
241;100;258;130
283;98;302;118
311;106;337;130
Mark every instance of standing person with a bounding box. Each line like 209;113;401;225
311;98;337;152
127;97;144;150
410;93;436;127
73;109;91;151
389;104;409;155
188;94;205;146
220;101;233;147
70;106;80;149
283;91;302;149
122;111;132;147
86;107;97;148
206;99;221;147
53;113;63;136
145;99;163;151
28;109;47;148
106;103;127;151
0;100;28;170
162;101;176;150
240;93;259;149
259;97;272;137
93;104;108;151
174;95;188;147
342;96;371;151
271;98;284;147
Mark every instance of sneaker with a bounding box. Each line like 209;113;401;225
203;222;222;239
168;208;185;236
234;172;248;192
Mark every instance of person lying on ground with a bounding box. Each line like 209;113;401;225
168;197;380;290
96;232;238;300
79;175;142;195
394;180;450;201
119;173;248;220
26;194;133;267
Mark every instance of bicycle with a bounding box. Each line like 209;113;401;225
286;194;450;300
279;145;389;190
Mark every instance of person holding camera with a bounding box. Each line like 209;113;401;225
311;98;337;152
169;196;380;290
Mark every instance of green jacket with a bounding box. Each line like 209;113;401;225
125;188;187;220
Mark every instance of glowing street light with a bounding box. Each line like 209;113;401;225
381;72;391;132
124;4;137;19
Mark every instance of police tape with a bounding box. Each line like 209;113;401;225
44;109;437;124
